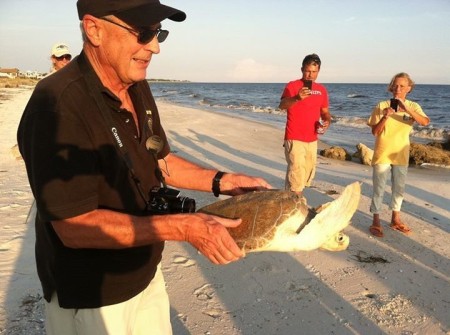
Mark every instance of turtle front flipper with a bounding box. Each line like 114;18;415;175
290;182;361;251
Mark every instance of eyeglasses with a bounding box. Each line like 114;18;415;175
55;54;72;61
100;17;169;44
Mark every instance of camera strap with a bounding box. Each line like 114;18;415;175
80;58;158;207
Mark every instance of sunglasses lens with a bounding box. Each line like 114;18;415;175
56;55;71;61
137;29;169;44
138;30;156;44
157;30;169;43
158;30;169;43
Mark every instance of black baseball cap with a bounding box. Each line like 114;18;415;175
77;0;186;27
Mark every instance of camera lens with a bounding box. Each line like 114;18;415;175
147;187;196;214
176;197;196;213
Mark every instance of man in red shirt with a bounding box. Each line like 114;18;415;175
279;54;331;199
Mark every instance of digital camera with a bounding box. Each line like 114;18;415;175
147;186;196;214
390;98;399;112
303;79;313;90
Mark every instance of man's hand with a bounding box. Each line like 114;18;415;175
296;87;312;101
183;213;244;264
219;173;272;196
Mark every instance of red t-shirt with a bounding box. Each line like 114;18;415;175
282;80;329;142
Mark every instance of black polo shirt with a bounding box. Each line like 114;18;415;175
17;52;170;308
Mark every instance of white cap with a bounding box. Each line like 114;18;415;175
51;43;71;57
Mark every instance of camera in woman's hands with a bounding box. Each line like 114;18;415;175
390;98;399;112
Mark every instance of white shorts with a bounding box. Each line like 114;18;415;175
45;265;171;335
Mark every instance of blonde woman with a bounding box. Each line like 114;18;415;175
367;73;429;237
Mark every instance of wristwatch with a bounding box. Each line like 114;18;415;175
212;171;225;197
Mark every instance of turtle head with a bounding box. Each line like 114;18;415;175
319;232;349;251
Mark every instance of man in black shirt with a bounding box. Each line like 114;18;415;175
17;0;270;333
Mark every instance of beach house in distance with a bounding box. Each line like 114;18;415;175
0;67;46;79
0;68;19;79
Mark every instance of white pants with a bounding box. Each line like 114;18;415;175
370;164;408;214
45;266;171;335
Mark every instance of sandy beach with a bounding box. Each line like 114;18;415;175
1;87;449;334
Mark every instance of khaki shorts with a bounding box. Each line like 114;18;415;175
45;265;171;335
284;139;317;193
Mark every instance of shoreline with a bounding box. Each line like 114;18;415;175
156;97;450;170
1;88;449;334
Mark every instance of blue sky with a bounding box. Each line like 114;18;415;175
1;0;449;84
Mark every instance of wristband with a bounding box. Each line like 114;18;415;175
212;171;225;197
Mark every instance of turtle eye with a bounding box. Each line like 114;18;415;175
336;233;344;243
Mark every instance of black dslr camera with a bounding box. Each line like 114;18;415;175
147;187;196;214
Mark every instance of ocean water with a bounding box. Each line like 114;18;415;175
150;82;449;153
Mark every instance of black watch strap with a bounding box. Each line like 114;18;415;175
212;171;225;197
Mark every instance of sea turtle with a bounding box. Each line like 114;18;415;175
198;182;360;253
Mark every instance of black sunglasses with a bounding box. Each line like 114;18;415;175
55;54;72;61
100;17;169;44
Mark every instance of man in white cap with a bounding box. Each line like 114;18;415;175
18;0;270;334
50;43;72;73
